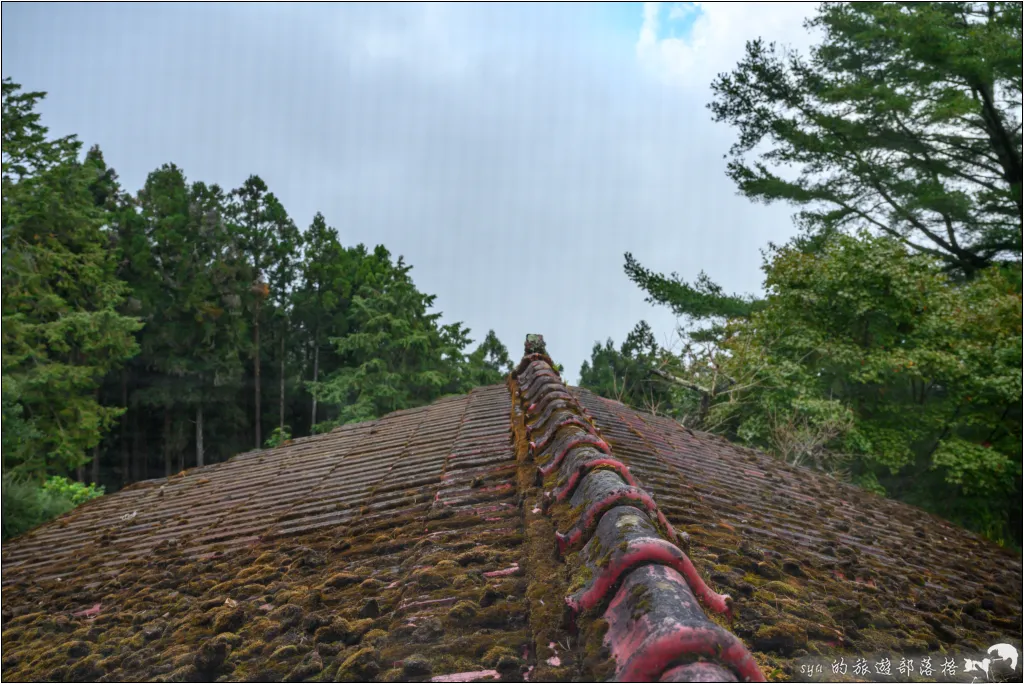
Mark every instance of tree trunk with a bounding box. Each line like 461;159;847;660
196;403;204;467
311;327;320;428
91;443;100;485
164;409;173;477
178;400;185;472
974;79;1023;220
89;388;102;484
279;326;286;432
121;369;130;485
254;311;262;448
76;464;85;482
132;406;145;481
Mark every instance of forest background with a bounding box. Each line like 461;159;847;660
3;2;1020;546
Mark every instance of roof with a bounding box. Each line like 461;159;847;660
2;337;1021;683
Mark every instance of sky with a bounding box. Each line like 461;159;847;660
2;2;820;383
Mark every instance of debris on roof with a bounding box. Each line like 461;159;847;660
1;335;1020;682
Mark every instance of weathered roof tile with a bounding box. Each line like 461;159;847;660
2;338;1020;682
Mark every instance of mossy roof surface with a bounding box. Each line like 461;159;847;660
571;388;1023;678
2;386;530;683
1;384;1020;682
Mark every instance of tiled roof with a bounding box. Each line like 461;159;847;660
510;350;763;682
2;337;1021;683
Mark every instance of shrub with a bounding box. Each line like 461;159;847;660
1;473;103;541
41;475;104;505
263;426;292;449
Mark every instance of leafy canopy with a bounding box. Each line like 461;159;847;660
711;234;1021;544
709;2;1023;276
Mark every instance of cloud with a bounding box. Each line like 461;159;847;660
637;2;821;91
2;3;811;383
668;3;699;23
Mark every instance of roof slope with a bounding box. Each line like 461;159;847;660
570;388;1022;670
2;386;530;682
2;343;1021;683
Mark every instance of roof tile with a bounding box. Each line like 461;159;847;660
2;337;1020;682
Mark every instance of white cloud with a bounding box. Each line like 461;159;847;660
345;3;471;81
637;2;821;91
667;3;699;22
2;2;810;383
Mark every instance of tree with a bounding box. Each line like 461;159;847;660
579;322;692;419
315;248;471;427
127;166;254;475
263;204;301;437
2;78;142;477
709;233;1021;544
623;256;761;322
108;164;162;483
133;164;195;476
227;175;296;448
709;2;1022;276
464;330;513;387
182;181;252;468
82;145;129;484
295;212;350;428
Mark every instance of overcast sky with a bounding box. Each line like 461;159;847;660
2;2;820;383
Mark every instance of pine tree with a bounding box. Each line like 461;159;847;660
184;181;252;467
317;248;472;425
464;330;513;387
1;78;142;477
579;321;691;419
709;1;1022;275
133;164;194;476
295;213;351;428
108;168;159;482
227;175;296;448
266;206;302;438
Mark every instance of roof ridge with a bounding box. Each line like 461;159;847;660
511;335;765;683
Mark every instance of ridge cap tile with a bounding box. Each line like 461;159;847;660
513;337;765;682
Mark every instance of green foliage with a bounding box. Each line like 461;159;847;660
709;233;1021;543
615;4;1023;546
464;330;513;386
296;213;360;430
126;164;256;473
295;213;351;355
41;475;104;505
623;254;761;321
1;473;100;541
709;2;1023;276
225;174;303;447
264;426;292;449
2;376;39;468
3;76;515;494
2;78;142;476
315;249;474;427
621;236;1020;545
579;321;692;420
228;175;298;289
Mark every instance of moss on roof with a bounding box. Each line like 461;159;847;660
2;382;1020;682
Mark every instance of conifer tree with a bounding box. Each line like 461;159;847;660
710;1;1022;275
317;248;470;425
295;212;350;427
183;181;252;467
1;78;141;477
227;175;296;448
464;330;513;387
